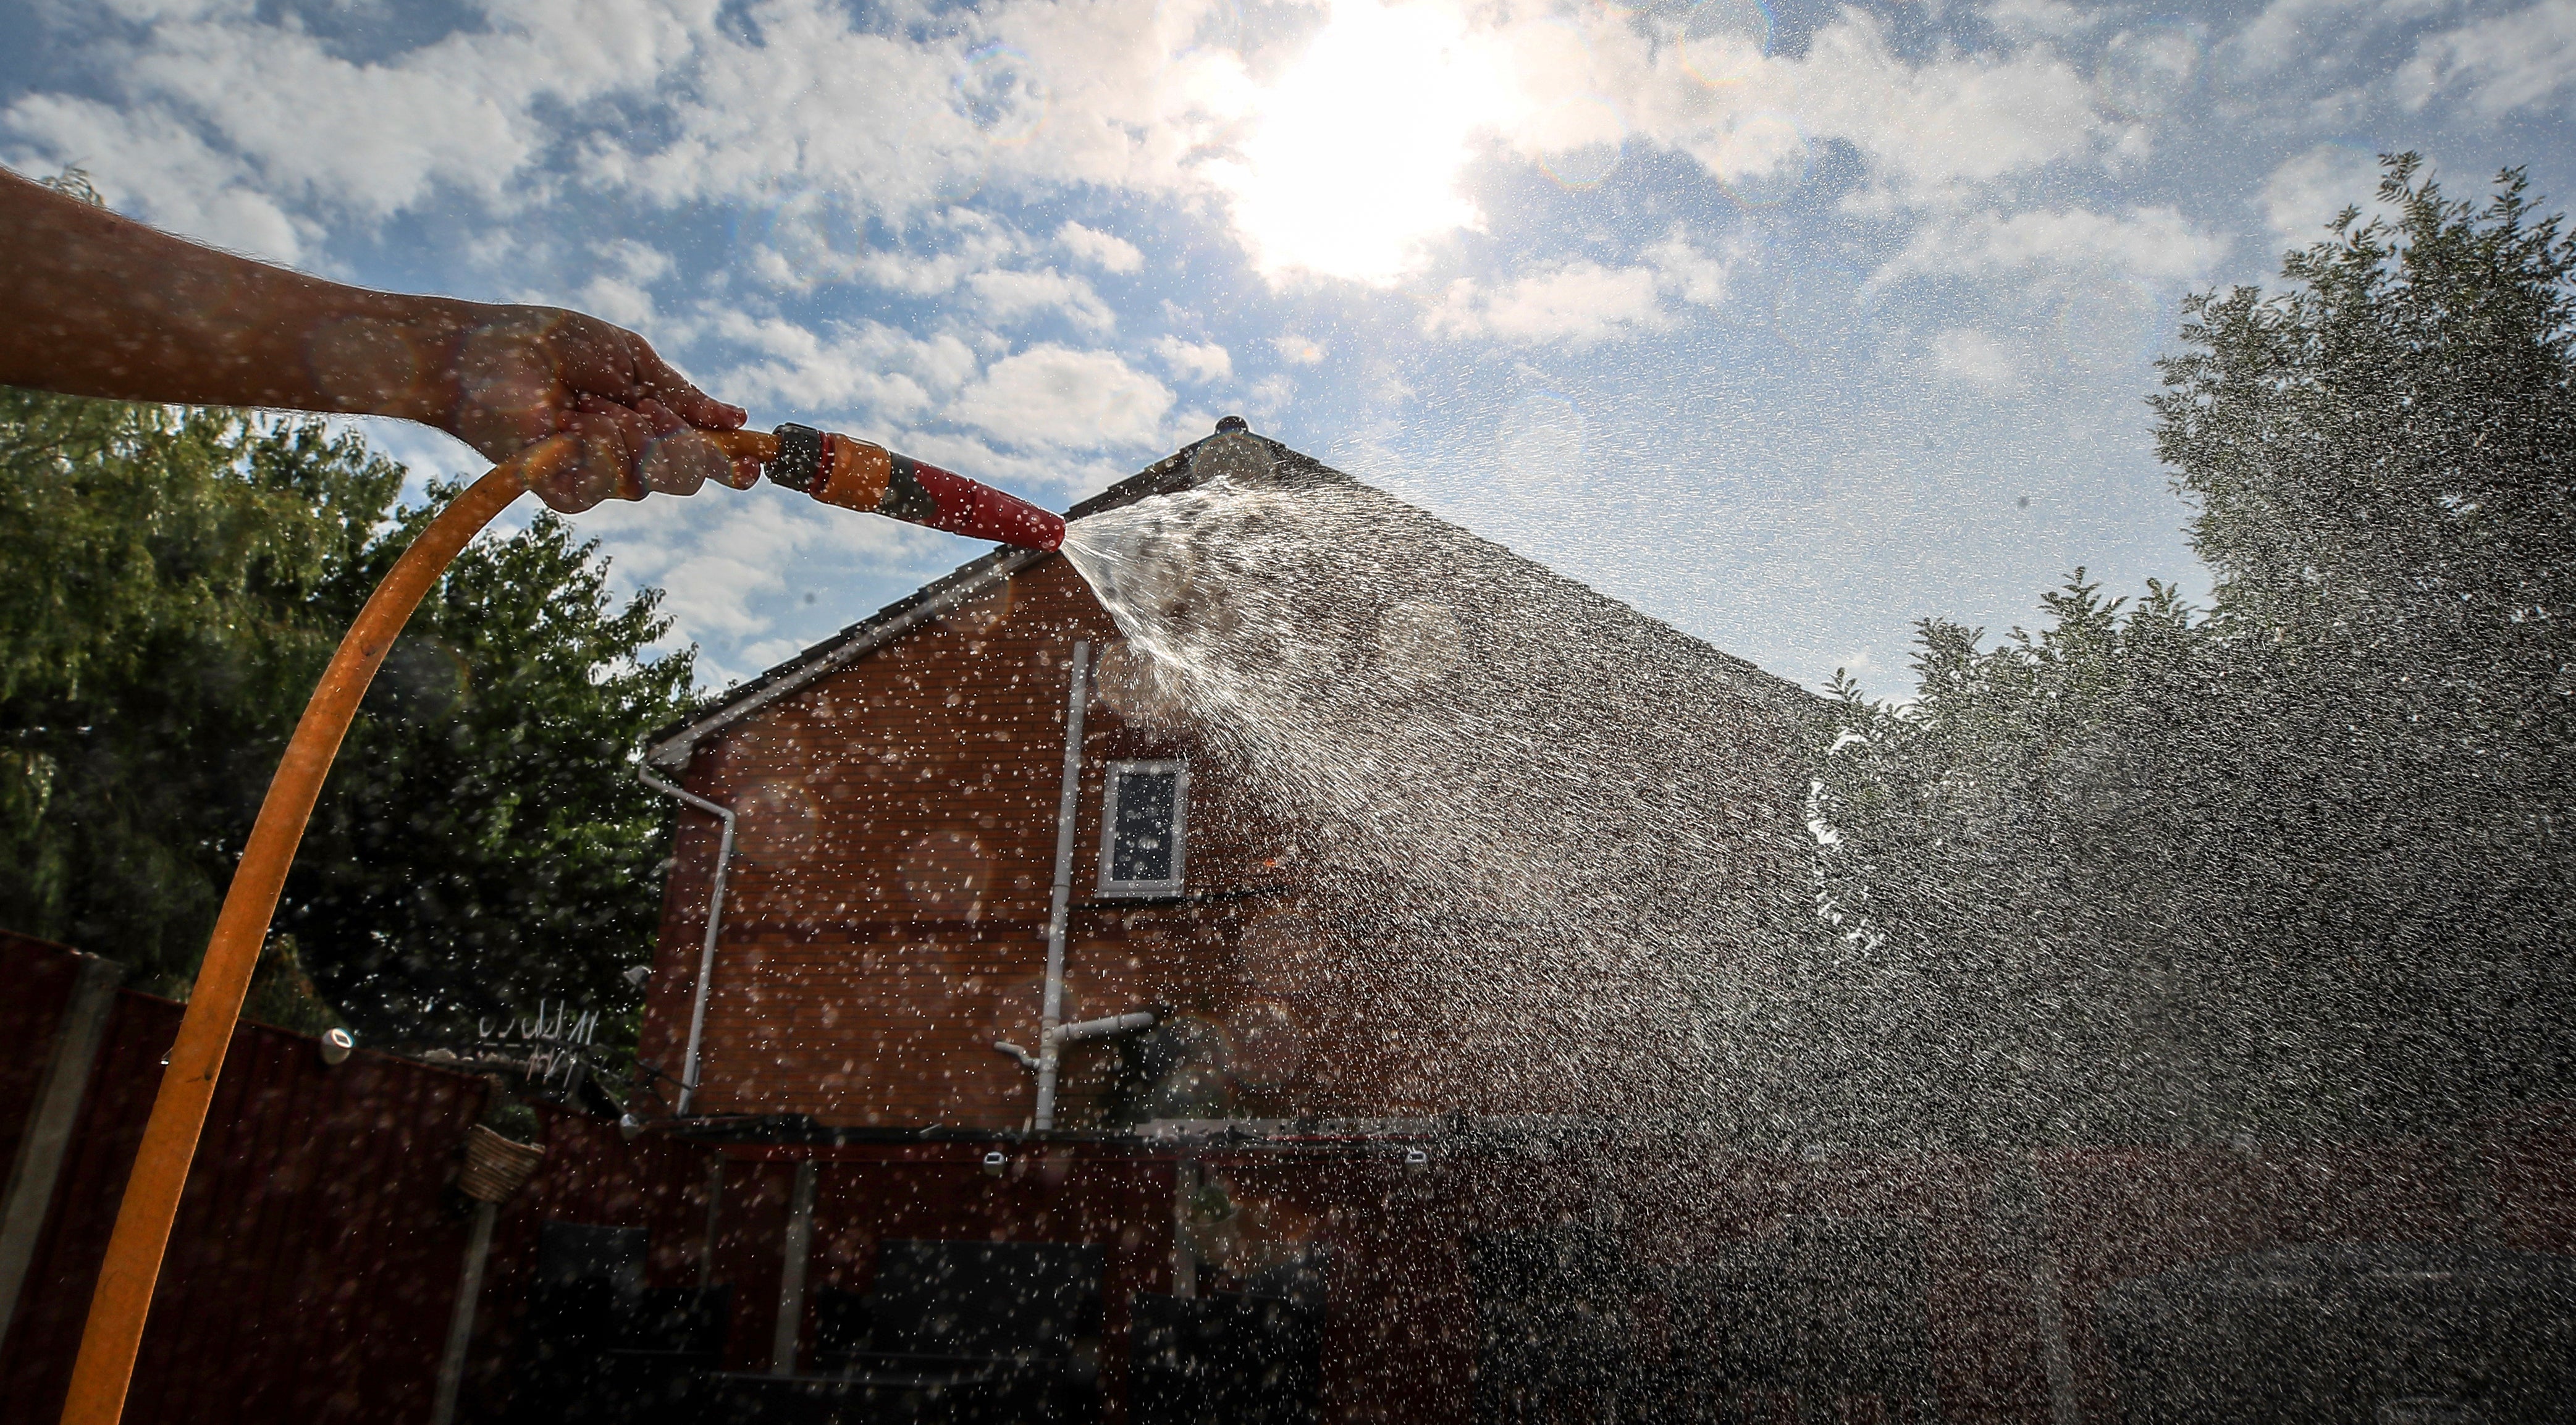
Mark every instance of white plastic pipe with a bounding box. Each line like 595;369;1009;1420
1033;640;1093;1130
995;1010;1156;1075
639;767;736;1117
1056;1011;1158;1044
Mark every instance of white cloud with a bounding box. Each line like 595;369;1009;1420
573;487;951;679
1272;334;1327;365
1644;233;1737;308
9;0;2140;308
947;345;1176;451
1151;336;1233;384
599;0;1253;225
2227;0;2381;77
114;22;529;217
1058;221;1143;273
2259;143;2394;241
3;97;309;261
1982;0;2098;42
1879;205;2228;284
1423;262;1670;345
1601;11;2102;213
1422;239;1738;345
966;269;1116;333
705;312;980;426
600;4;974;214
579;276;657;328
603;238;675;285
1245;374;1296;418
735;209;1033;297
12;0;717;230
2398;1;2576;116
1930;328;2022;392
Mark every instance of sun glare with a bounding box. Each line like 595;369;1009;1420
1221;0;1510;286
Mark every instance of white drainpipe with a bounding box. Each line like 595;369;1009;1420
639;767;736;1117
1033;640;1093;1130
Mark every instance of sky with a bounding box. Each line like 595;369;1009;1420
5;0;2572;694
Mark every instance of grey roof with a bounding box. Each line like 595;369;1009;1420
641;423;1269;769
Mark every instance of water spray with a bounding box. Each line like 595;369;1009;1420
711;424;1065;550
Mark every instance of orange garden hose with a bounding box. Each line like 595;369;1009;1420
57;440;567;1425
55;418;1067;1424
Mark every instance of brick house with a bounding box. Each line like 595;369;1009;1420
616;425;2576;1420
629;422;1817;1134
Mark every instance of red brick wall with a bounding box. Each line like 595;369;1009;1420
638;555;1319;1128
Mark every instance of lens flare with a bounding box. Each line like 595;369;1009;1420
956;43;1050;146
1534;94;1627;190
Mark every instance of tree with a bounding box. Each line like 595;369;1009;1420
279;490;700;1042
0;390;393;988
0;388;700;1047
1775;159;2576;1148
2159;155;2575;676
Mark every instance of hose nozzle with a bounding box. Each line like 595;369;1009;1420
710;424;1066;552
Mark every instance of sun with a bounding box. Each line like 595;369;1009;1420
1218;0;1511;287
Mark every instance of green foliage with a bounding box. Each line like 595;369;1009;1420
279;490;700;1041
0;388;699;1046
1780;158;2576;1148
0;390;394;985
2158;154;2575;664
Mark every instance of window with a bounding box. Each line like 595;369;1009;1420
1098;759;1188;896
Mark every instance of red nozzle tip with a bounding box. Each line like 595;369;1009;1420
903;460;1065;551
967;484;1067;552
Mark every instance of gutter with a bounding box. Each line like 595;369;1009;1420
638;767;736;1117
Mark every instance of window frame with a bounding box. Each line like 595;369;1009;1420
1096;757;1190;897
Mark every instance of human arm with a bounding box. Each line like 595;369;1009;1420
0;166;748;511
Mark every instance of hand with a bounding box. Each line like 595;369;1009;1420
440;307;754;513
0;170;759;508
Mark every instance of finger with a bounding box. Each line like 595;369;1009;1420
568;397;655;502
629;400;722;496
640;429;728;498
636;397;689;437
628;340;746;431
531;450;616;513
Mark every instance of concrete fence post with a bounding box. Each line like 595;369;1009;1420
0;952;125;1346
771;1159;819;1375
428;1200;499;1425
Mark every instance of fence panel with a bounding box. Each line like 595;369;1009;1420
0;934;721;1425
